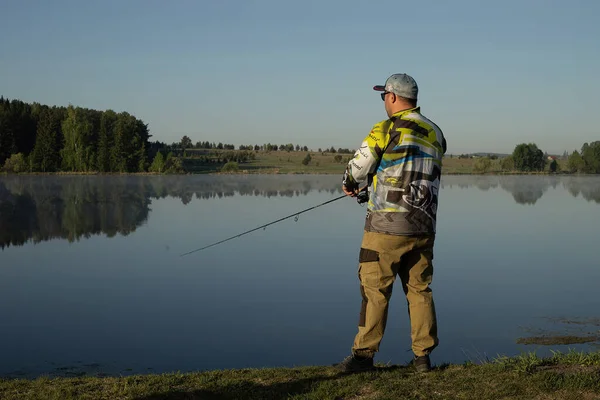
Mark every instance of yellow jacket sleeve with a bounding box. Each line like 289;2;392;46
343;122;388;188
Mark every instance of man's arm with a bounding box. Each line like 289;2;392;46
342;124;386;196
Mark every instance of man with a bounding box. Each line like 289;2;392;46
336;73;447;373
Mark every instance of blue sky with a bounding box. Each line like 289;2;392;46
1;0;598;154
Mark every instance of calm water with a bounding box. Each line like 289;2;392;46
1;174;599;379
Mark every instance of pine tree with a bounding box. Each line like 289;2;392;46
32;108;61;172
97;110;116;172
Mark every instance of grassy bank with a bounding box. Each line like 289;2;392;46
182;151;570;175
2;350;600;400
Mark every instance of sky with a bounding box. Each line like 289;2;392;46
1;0;599;155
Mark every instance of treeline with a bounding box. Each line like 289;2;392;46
566;142;600;173
0;97;152;173
175;135;353;154
471;142;600;174
0;95;356;175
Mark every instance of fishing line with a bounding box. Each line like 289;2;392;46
179;192;354;257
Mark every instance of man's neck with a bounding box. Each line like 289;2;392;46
390;104;417;115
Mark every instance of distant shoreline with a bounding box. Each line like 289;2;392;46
2;151;589;176
1;171;598;177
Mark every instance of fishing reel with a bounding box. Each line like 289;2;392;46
356;190;369;205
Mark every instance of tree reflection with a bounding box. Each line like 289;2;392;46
562;177;600;204
0;177;152;249
0;175;342;249
2;174;597;250
441;175;600;204
498;176;549;205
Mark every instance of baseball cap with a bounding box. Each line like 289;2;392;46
373;73;418;100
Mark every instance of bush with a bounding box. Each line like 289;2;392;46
3;153;27;173
301;153;312;166
221;161;239;172
164;155;184;174
473;157;492;173
501;155;514;171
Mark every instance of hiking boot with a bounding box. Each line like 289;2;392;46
410;355;432;373
334;354;375;373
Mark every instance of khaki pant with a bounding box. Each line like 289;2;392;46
351;231;439;358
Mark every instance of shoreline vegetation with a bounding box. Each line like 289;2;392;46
1;350;599;399
1;151;598;176
1;97;599;177
1;161;599;176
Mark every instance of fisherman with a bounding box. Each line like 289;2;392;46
336;73;447;373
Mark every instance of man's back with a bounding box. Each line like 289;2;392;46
347;106;446;235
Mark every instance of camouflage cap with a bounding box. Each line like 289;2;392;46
373;73;418;100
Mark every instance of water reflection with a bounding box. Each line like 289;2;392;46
0;175;598;249
0;175;342;250
441;175;600;205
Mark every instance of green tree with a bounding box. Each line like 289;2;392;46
61;106;94;171
2;153;27;173
512;143;545;172
301;153;312;166
134;119;150;172
111;112;147;173
581;142;600;173
110;113;129;172
0;101;17;166
149;151;165;173
138;142;147;172
180;135;192;150
31;107;62;172
8;100;37;158
567;150;585;173
97;110;116;172
548;159;559;173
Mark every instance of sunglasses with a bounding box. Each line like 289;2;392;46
380;92;390;101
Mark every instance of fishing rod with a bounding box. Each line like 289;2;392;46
179;188;368;257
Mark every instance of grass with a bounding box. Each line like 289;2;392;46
2;350;600;399
183;151;353;174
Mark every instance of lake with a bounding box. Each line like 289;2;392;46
1;174;599;379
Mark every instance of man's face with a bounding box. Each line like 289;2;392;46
382;91;394;117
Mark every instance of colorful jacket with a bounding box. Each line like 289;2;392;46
343;107;447;235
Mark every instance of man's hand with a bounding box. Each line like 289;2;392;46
342;185;359;197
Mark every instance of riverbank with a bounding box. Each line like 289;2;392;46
1;350;599;400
